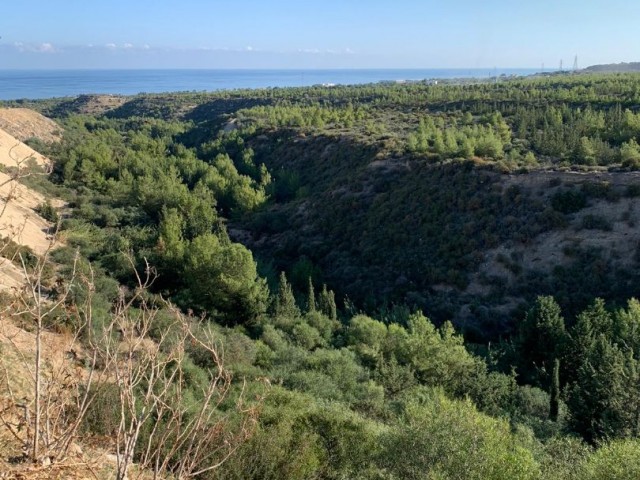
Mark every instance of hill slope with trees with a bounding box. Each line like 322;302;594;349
4;74;640;478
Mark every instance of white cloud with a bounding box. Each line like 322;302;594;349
123;43;134;49
105;43;117;49
38;43;55;53
11;41;57;53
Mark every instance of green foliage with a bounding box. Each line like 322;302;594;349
550;358;561;422
182;233;268;324
35;200;60;223
273;271;301;320
551;189;587;214
580;440;640;480
29;76;640;478
621;139;640;169
518;296;567;386
82;384;121;436
379;389;540;480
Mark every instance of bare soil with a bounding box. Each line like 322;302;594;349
0;109;62;144
0;126;63;290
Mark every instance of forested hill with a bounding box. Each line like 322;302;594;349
584;62;640;73
5;73;640;478
13;73;640;338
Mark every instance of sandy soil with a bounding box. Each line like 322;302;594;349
0;259;25;291
0;128;50;170
0;108;62;144
0;168;56;256
0;127;62;291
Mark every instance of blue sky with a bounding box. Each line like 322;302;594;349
2;0;638;69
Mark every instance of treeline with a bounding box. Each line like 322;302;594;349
406;112;513;160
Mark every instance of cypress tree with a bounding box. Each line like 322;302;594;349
275;272;300;319
307;277;316;313
319;284;337;321
549;358;560;422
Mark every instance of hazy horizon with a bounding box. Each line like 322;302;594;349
0;66;544;71
2;0;638;70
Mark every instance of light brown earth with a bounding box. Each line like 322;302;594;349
0;125;63;291
0;108;62;144
0;317;120;480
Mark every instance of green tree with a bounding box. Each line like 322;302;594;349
550;358;561;422
518;296;567;386
183;233;268;324
379;390;540;480
580;440;640;480
274;272;301;319
621;139;640;169
306;277;316;313
567;335;633;442
318;284;337;321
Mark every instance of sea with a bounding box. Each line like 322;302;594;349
0;68;540;101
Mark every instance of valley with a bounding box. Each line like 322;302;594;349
4;73;640;478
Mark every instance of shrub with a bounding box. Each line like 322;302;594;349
581;214;612;231
551;190;587;214
36;200;60;223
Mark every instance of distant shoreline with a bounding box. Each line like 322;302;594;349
0;68;541;101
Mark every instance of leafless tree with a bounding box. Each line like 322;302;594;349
96;261;263;480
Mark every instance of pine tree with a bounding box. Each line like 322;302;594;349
567;335;629;442
518;296;567;386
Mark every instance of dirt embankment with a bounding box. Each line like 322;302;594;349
0;108;62;144
0;117;64;292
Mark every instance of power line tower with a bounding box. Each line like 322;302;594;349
573;55;578;72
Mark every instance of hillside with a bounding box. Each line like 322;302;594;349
0;123;63;291
6;77;640;478
15;74;640;335
0;108;62;144
237;138;640;335
584;62;640;73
